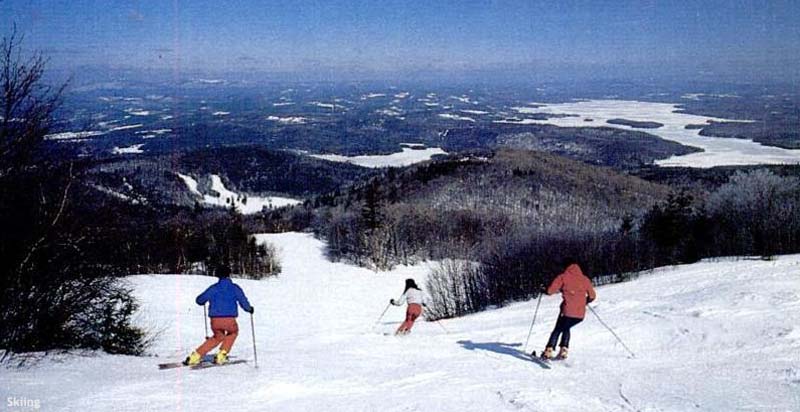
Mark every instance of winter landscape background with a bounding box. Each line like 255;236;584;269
1;1;800;411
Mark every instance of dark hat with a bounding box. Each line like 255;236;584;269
216;265;231;278
404;278;419;291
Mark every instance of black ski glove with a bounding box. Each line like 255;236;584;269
586;296;594;304
390;299;396;305
247;306;255;314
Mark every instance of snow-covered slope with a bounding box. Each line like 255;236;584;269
177;173;302;214
2;233;799;411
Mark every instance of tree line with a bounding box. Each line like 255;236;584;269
267;149;800;320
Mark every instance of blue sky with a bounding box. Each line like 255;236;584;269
2;0;799;81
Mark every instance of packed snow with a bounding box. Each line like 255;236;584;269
311;147;447;168
2;232;799;411
177;174;302;214
510;100;800;168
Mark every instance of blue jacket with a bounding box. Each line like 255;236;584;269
196;278;253;318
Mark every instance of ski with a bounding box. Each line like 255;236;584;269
527;351;552;369
158;354;234;370
158;362;188;370
190;359;247;370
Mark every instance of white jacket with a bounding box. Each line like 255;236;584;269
394;288;425;306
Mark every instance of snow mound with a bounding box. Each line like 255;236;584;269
2;233;799;412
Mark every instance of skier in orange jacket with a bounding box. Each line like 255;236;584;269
541;263;596;360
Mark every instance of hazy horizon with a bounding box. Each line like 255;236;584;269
3;1;800;84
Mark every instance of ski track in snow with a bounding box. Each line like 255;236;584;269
2;233;799;411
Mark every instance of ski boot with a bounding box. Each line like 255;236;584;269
214;349;229;365
183;351;202;366
540;346;556;360
557;347;569;360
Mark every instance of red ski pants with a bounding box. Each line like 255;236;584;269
396;303;423;334
196;317;239;355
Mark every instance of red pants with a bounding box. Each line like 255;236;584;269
396;303;423;334
196;317;239;355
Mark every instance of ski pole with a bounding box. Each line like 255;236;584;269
371;302;392;330
588;305;636;358
523;292;543;353
203;303;210;339
433;318;450;334
425;311;450;334
250;312;258;369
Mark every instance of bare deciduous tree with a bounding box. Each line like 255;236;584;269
0;26;64;177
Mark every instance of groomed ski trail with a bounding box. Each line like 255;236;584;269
1;232;799;411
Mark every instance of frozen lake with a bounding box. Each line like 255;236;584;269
511;100;800;168
311;147;447;168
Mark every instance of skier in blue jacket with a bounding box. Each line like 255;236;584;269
184;265;254;365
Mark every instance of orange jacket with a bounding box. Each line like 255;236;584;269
546;264;597;319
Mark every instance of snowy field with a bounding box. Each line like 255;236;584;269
2;232;799;411
111;143;145;155
311;147;447;168
510;100;800;168
178;173;302;214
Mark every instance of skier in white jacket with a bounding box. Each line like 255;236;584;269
390;278;426;335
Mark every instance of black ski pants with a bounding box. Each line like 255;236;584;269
546;315;583;348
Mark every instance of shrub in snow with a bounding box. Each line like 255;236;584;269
705;170;800;258
0;32;147;358
425;259;486;320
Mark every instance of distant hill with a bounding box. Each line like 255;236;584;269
86;146;375;209
282;148;671;268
